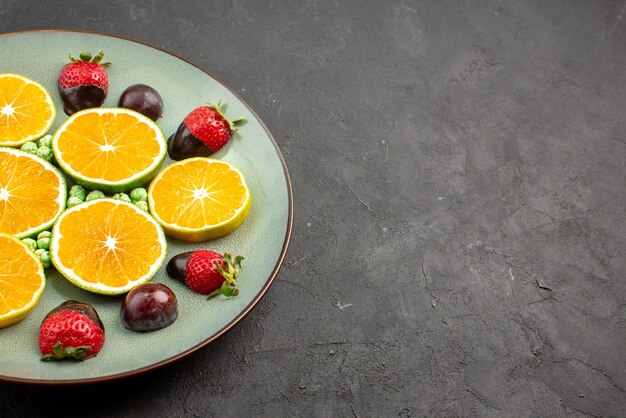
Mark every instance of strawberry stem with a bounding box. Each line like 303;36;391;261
79;51;92;62
216;253;243;285
41;342;92;361
208;253;244;299
68;50;110;66
207;281;240;299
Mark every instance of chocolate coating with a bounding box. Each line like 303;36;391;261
59;85;107;115
166;251;195;282
118;84;164;121
121;283;178;332
44;300;104;331
167;123;214;160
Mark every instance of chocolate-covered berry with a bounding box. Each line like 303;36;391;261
167;103;245;160
121;282;178;332
118;84;164;121
58;50;110;115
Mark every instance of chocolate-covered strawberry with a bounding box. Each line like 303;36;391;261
58;50;110;115
167;103;245;160
39;300;105;361
167;250;243;298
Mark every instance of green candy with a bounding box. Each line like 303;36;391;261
85;190;105;201
37;231;51;240
38;135;53;148
37;146;54;162
112;193;132;203
21;238;37;252
67;196;83;208
34;249;51;268
135;201;149;212
69;185;87;201
130;188;148;203
37;237;51;251
20;142;38;154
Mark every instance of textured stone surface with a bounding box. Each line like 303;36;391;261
1;0;625;416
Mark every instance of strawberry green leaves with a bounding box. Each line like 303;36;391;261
41;342;93;362
69;50;110;66
208;254;244;299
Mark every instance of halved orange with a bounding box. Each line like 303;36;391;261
0;233;45;328
50;199;167;295
148;158;251;242
0;147;66;238
52;108;166;194
0;73;56;146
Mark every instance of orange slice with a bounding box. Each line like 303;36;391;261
0;148;66;238
0;73;56;146
0;233;45;328
52;108;166;194
50;199;167;295
148;158;251;242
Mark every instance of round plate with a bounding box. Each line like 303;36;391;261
0;30;293;384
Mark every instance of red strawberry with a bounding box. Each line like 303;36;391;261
39;300;105;361
167;102;245;160
58;50;110;115
166;250;243;298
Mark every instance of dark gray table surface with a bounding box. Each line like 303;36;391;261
1;0;625;416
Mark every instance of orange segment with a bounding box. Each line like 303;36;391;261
0;148;66;238
52;108;166;193
148;158;251;242
0;233;45;328
50;199;167;295
0;73;56;146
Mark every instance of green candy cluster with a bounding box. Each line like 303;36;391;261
85;190;105;201
22;231;52;268
65;185;87;207
126;187;150;212
129;188;149;212
65;185;150;212
20;134;54;163
112;192;132;203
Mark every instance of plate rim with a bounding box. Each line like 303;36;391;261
0;28;294;385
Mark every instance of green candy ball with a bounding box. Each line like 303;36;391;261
21;238;37;252
37;231;52;240
86;190;105;201
20;142;38;154
38;135;53;148
37;146;54;162
112;193;132;203
130;188;148;203
37;237;51;251
69;185;87;201
67;196;83;208
135;201;149;212
34;249;51;268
